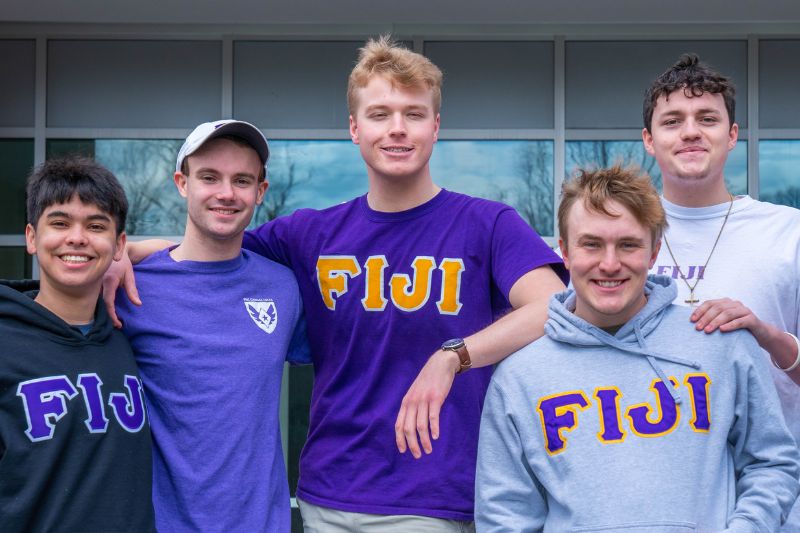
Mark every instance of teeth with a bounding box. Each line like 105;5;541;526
385;147;411;152
61;255;89;263
213;209;236;215
597;280;622;288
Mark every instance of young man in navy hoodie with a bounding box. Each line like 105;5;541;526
0;157;154;532
476;166;799;532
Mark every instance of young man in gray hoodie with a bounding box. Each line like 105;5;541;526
475;165;800;532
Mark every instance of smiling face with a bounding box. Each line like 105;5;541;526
26;195;125;298
642;90;738;205
176;137;267;246
559;199;660;328
349;75;440;185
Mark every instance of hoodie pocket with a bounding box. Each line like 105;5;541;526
571;521;697;532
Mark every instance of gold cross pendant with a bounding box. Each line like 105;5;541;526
685;290;700;307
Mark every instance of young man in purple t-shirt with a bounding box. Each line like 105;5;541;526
243;37;566;531
111;38;566;530
114;120;307;532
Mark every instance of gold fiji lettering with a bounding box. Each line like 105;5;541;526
389;256;436;312
316;256;361;310
316;255;465;314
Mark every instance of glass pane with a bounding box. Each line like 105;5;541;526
47;139;185;235
566;140;747;196
759;140;800;208
46;139;95;159
431;141;555;236
759;41;800;129
566;40;747;129
0;139;34;234
0;40;36;127
287;365;313;497
48;40;221;128
0;247;32;279
234;41;360;130
250;140;366;228
424;41;554;129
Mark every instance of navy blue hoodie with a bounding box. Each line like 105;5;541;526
0;282;155;532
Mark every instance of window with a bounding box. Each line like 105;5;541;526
759;140;800;207
432;140;554;236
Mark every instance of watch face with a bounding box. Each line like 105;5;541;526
442;338;466;350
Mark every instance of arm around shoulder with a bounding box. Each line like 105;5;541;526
102;238;174;328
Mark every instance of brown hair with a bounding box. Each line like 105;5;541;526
558;165;666;246
347;35;443;115
643;53;736;132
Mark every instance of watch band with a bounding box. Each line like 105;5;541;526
442;338;472;374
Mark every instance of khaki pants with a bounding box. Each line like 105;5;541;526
297;498;476;533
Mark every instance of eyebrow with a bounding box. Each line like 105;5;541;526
577;233;645;243
46;211;111;222
194;167;257;180
658;107;723;117
364;104;428;112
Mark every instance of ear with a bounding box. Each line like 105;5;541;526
174;171;189;198
25;223;37;256
349;115;359;145
642;127;656;157
649;239;662;269
558;237;570;270
728;122;739;151
113;232;127;262
255;180;269;205
433;113;440;143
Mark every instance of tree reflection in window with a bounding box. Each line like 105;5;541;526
759;140;800;208
432;141;555;236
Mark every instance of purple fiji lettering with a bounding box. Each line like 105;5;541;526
537;391;590;455
626;378;680;437
17;376;78;442
594;387;625;442
684;374;712;432
77;373;109;433
108;375;146;432
655;265;675;278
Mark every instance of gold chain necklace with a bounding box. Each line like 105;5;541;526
662;194;734;307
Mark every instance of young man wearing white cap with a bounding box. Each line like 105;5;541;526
115;120;308;532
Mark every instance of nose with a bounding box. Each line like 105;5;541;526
215;179;235;200
680;117;701;140
598;247;621;273
66;225;88;246
388;112;407;136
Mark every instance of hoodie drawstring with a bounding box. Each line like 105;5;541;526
633;324;689;404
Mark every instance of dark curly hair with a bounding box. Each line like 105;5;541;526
643;53;736;132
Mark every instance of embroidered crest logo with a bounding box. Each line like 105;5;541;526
244;298;278;334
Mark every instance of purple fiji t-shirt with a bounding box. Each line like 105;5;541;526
244;189;567;520
117;249;308;533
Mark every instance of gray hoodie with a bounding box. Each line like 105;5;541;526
476;276;800;532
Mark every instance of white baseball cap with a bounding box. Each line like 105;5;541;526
175;119;270;173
